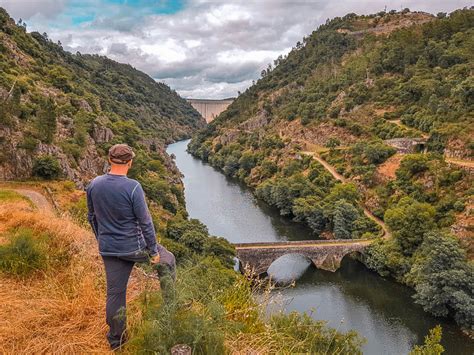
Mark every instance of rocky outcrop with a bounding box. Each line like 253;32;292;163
92;125;114;143
445;138;473;160
239;114;269;131
218;129;241;145
0;123;109;188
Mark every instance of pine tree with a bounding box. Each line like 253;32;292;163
36;97;57;143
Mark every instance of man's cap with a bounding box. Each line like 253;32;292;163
109;144;136;164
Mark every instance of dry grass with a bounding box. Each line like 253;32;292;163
0;190;156;353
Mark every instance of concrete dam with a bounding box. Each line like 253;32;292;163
187;98;234;123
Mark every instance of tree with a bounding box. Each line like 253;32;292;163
292;196;327;234
238;152;257;173
204;237;235;268
166;218;209;242
179;231;207;253
410;232;473;328
333;199;359;239
223;155;240;177
326;183;359;205
384;197;435;255
111;120;141;146
36;97;57;144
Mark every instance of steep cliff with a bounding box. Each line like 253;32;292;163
0;7;205;186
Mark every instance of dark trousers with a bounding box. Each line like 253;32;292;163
101;253;148;349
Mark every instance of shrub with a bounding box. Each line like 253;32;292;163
410;326;444;355
17;136;39;151
0;228;47;276
32;155;62;180
384;197;435;255
410;232;473;328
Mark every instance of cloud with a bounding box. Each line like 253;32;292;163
0;0;67;20
1;0;472;98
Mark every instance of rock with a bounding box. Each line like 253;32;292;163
218;129;240;145
171;344;191;355
77;99;93;112
239;114;268;131
92;125;114;143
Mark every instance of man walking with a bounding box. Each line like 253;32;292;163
86;143;175;350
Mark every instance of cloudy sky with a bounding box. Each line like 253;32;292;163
1;0;472;99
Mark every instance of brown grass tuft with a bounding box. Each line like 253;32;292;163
0;192;155;353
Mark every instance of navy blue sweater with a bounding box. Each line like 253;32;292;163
86;174;162;257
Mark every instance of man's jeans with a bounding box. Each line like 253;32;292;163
102;253;148;349
101;249;176;350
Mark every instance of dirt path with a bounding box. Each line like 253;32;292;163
301;151;391;238
445;158;474;169
13;189;54;214
391;120;429;139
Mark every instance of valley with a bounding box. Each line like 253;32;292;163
0;4;472;354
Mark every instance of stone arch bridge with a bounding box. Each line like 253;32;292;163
234;239;373;275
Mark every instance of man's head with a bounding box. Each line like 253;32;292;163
108;144;135;172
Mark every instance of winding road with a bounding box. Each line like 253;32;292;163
301;150;391;238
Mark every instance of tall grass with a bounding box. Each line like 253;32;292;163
127;259;363;354
0;199;120;352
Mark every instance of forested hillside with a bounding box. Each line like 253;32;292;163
0;7;373;353
0;7;204;196
189;9;473;329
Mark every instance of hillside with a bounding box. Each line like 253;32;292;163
189;9;473;329
0;7;205;188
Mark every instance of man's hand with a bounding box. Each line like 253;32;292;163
150;253;160;264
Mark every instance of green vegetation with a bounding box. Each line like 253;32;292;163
32;155;62;180
189;9;474;329
0;227;69;277
130;256;363;354
409;326;444;355
0;228;46;276
0;189;25;202
0;7;203;185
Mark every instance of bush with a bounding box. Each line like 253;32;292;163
17;136;39;151
410;232;473;328
130;257;362;354
410;326;444;355
32;155;62;180
0;228;47;277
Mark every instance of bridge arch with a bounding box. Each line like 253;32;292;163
267;253;313;281
340;250;365;263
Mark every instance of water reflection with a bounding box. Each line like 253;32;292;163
267;254;312;284
268;257;472;355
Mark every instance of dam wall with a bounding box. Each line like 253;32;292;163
187;98;234;123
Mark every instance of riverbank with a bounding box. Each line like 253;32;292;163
168;139;474;354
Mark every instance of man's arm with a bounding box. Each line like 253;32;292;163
131;183;163;256
86;184;99;240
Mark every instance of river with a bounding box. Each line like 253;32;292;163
167;139;473;355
